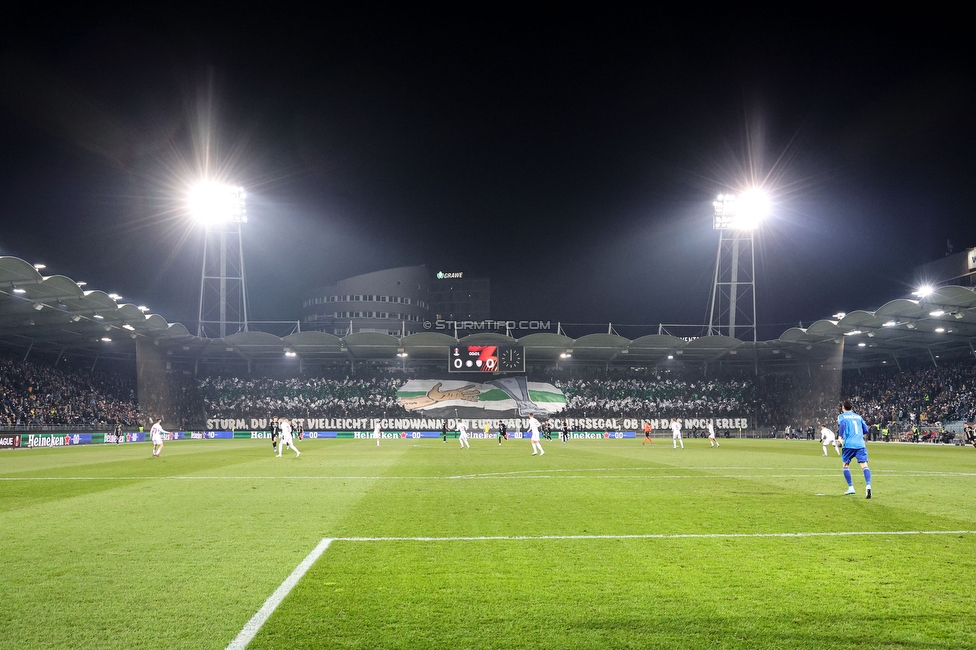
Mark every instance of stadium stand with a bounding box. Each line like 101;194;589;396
0;354;139;428
3;344;975;439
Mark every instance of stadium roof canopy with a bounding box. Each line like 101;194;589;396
2;255;975;370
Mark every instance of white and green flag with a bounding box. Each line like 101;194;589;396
397;377;566;418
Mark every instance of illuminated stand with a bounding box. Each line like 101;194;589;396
192;183;249;338
708;190;768;342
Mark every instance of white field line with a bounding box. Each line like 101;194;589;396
3;472;976;481
332;530;976;542
227;528;975;647
225;538;333;650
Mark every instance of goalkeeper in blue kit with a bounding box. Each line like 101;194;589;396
838;400;872;499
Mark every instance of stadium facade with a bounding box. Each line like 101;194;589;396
429;272;490;322
301;266;431;336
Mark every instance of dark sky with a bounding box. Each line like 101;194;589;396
1;7;974;338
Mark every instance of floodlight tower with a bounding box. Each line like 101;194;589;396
191;183;249;338
708;189;768;342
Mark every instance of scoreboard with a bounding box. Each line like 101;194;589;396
449;345;525;373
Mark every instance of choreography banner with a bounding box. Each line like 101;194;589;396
396;377;566;418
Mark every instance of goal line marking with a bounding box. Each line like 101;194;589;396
227;529;973;647
225;538;333;650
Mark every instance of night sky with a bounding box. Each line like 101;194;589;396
1;8;974;339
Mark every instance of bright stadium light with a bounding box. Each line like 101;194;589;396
708;187;770;342
193;181;250;338
913;285;934;298
712;188;770;231
188;182;247;226
928;310;944;317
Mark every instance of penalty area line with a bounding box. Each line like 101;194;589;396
226;538;333;650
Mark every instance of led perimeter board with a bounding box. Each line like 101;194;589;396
449;345;524;373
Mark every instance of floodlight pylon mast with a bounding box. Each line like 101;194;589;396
708;193;758;342
195;185;249;338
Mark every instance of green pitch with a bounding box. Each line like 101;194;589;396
1;438;974;649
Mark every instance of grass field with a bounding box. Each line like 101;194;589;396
1;436;974;649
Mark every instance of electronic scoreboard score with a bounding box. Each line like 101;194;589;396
449;345;525;373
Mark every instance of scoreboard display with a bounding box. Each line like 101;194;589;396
449;345;525;373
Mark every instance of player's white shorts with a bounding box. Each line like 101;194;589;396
531;433;540;442
672;431;681;438
151;434;162;445
708;432;716;439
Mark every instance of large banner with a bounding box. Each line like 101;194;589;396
205;415;752;432
396;377;566;418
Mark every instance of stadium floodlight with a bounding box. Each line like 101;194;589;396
928;310;944;317
188;182;247;226
93;314;104;319
712;188;770;231
100;337;112;342
913;285;934;298
843;329;862;336
708;188;768;341
832;312;846;320
882;320;898;327
138;305;150;312
935;327;945;333
108;293;121;300
194;181;249;338
857;342;866;347
285;350;297;357
13;288;26;294
76;281;87;287
33;264;46;270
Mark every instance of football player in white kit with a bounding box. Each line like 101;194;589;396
528;413;544;456
150;418;168;457
820;424;840;456
373;421;381;447
707;420;719;447
277;418;301;457
458;420;471;449
670;418;684;449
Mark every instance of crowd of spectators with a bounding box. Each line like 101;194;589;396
554;376;755;419
0;356;140;428
754;373;838;430
5;349;976;432
197;374;405;420
843;360;976;428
